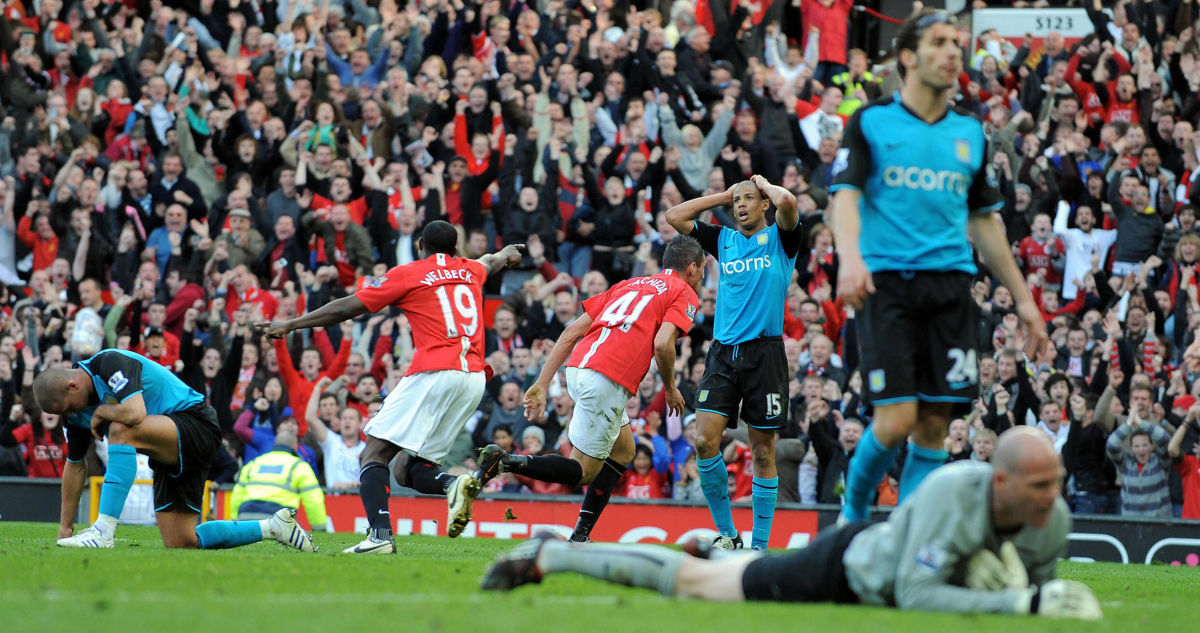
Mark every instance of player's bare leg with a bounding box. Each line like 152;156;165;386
693;411;741;548
157;509;200;549
842;401;918;523
898;403;953;500
108;415;184;463
675;556;755;601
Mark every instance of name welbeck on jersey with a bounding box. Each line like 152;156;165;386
419;268;476;286
721;255;772;275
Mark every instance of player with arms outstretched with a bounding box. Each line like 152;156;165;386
664;175;800;550
510;235;705;542
37;349;315;551
257;220;522;553
829;9;1047;524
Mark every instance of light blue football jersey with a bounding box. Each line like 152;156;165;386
830;92;1003;274
66;349;206;429
692;220;801;345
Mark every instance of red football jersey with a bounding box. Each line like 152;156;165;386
356;253;488;376
1018;236;1065;285
567;270;699;394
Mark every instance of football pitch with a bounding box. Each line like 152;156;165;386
1;522;1190;633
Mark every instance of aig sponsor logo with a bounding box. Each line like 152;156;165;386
882;166;970;195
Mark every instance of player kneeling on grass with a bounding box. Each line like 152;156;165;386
36;349;315;551
257;220;524;553
482;427;1101;621
508;234;705;543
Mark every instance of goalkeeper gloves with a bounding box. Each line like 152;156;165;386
1013;580;1103;620
965;541;1029;591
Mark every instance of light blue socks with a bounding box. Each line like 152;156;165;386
697;454;737;537
751;476;778;549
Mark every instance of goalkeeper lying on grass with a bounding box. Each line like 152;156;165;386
483;427;1101;620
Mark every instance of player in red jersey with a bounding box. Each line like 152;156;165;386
257;221;522;553
500;235;706;542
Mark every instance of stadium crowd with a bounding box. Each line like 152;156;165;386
0;0;1198;521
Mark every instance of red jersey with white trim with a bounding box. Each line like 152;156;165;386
1017;236;1065;285
567;270;699;393
355;254;488;376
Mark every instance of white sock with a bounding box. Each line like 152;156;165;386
94;515;118;538
259;519;276;539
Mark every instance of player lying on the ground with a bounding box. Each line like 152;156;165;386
494;234;706;543
35;349;314;551
257;220;523;553
481;427;1101;621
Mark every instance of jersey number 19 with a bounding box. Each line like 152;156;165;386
434;284;478;371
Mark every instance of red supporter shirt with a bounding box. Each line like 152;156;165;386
356;253;489;376
1177;455;1200;520
617;469;669;499
226;286;279;321
311;194;369;225
567;270;699;394
11;424;66;478
1017;236;1065;285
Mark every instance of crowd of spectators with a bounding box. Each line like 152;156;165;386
0;0;1197;521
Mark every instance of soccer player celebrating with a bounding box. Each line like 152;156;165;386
830;9;1047;523
482;428;1102;622
665;175;800;550
37;349;314;551
257;221;522;553
511;235;705;543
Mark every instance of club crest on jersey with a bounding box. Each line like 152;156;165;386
955;139;970;164
915;543;947;573
107;371;128;393
687;304;697;319
869;369;885;393
757;234;768;245
698;390;709;403
368;275;387;288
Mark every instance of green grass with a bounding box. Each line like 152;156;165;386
0;522;1191;633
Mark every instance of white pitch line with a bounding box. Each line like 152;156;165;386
4;590;637;606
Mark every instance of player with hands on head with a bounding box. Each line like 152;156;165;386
515;235;706;543
256;221;522;552
829;9;1048;524
665;172;800;550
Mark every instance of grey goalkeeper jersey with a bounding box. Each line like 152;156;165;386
842;461;1070;613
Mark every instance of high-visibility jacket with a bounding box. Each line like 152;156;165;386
831;71;882;116
230;446;327;526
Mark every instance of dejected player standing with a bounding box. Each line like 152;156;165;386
665;175;800;550
829;9;1048;523
515;235;706;543
257;221;522;553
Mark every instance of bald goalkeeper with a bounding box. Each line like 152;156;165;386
482;428;1101;620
